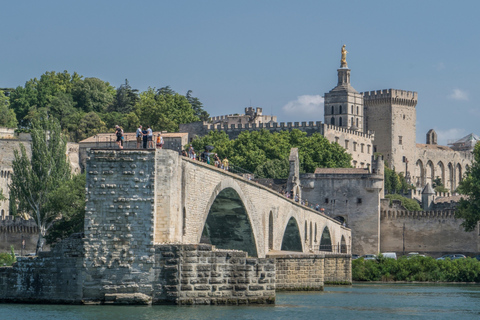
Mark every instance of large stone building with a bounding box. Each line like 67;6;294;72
180;46;476;192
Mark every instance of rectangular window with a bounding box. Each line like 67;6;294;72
335;137;339;143
357;198;362;204
361;143;364;153
325;198;329;204
367;145;371;154
353;160;357;167
345;140;349;149
373;145;377;153
353;142;357;151
399;136;403;145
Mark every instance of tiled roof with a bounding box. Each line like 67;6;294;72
416;143;453;151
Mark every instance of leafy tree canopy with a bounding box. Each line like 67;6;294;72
6;71;206;142
45;173;86;245
0;90;17;128
190;129;352;176
9;114;71;253
456;143;480;232
384;166;411;194
135;88;199;132
385;193;421;211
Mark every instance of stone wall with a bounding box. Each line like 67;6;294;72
82;149;157;302
300;168;383;255
380;209;480;257
0;217;39;252
270;253;324;291
323;254;352;284
0;233;84;303
154;244;275;305
269;252;352;291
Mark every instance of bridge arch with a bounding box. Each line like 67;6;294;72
319;226;332;252
340;235;347;253
199;179;261;257
281;216;303;252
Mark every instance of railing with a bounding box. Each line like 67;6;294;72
318;244;350;254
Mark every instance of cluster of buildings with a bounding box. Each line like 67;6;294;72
1;47;479;256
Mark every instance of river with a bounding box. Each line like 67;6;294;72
1;284;479;319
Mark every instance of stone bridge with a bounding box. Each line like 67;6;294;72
98;148;351;258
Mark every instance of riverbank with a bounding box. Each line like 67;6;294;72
353;256;480;282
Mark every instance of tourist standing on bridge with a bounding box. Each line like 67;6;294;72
136;125;142;149
115;125;124;149
156;133;164;149
222;157;229;170
142;126;148;149
147;125;153;149
188;146;194;158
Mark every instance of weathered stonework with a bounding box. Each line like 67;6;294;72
380;199;480;256
0;148;351;305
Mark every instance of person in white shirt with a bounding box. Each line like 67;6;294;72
136;125;142;149
147;125;153;149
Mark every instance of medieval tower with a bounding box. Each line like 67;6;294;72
324;45;364;132
363;89;418;177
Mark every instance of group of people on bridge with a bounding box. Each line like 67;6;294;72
181;146;229;171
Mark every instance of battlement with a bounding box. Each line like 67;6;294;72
208;114;242;122
0;216;39;233
203;120;324;132
323;124;375;140
363;89;418;107
381;209;456;219
363;89;417;100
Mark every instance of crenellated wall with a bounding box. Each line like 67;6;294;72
380;199;480;256
0;217;40;252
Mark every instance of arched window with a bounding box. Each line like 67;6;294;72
330;117;335;125
339;117;342;126
356;118;359;127
356;106;359;114
331;106;334;114
351;117;354;125
351;105;353;113
339;105;342;114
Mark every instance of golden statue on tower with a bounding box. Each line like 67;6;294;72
340;44;348;68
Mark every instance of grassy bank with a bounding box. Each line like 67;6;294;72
353;256;480;282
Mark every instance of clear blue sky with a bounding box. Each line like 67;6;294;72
1;1;478;145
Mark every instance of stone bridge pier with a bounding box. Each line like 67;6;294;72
0;149;351;305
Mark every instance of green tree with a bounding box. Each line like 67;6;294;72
45;173;86;244
136;88;199;132
9;71;82;126
69;112;108;142
186;90;209;121
385;194;421;211
110;79;139;114
0;90;17;128
433;177;449;193
9;115;71;253
190;129;352;176
254;158;290;179
456;143;480;231
71;77;115;113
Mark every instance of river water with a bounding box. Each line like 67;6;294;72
2;284;480;320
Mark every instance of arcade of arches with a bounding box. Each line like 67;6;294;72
414;159;465;191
